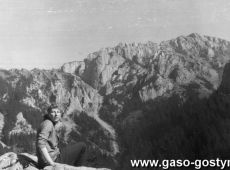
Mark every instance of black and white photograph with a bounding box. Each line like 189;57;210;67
0;0;230;169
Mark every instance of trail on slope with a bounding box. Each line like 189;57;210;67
93;114;119;156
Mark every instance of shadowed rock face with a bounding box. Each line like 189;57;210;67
1;33;230;169
218;62;230;94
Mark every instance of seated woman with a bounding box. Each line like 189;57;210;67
36;103;87;169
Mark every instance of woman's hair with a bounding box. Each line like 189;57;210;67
47;103;59;114
44;103;59;121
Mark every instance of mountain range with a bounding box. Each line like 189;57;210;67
0;33;230;169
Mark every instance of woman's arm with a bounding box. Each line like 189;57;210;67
40;147;55;166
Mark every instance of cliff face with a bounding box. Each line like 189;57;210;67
1;33;230;169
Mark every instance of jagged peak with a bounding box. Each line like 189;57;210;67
188;32;203;38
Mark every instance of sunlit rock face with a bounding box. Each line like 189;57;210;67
0;112;4;139
61;61;85;76
1;33;230;169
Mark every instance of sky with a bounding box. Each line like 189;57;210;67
0;0;230;70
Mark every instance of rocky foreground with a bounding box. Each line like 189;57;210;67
0;152;110;170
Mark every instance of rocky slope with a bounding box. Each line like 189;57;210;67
0;33;230;169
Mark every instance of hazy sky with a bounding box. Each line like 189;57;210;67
0;0;230;69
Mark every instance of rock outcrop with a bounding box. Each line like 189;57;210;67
9;112;36;137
